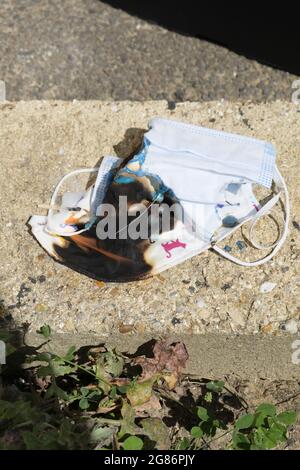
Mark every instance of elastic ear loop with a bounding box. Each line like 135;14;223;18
212;166;290;267
46;168;99;236
48;164;165;239
111;194;162;239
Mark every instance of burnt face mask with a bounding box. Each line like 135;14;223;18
29;118;289;282
29;149;180;282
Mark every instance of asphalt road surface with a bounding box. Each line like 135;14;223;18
0;0;298;101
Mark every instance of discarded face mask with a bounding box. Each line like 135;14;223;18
28;117;289;282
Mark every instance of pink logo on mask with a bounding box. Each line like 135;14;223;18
161;239;187;258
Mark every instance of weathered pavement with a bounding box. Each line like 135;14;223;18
1;100;300;379
0;0;297;101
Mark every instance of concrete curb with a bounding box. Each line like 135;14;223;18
26;331;300;380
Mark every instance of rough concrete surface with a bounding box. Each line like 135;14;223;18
0;100;300;377
0;0;298;101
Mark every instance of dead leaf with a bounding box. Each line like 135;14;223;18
126;378;155;407
91;426;115;447
85;384;100;391
162;373;178;390
89;346;106;355
119;400;141;438
134;394;162;418
104;349;124;377
34;375;51;392
141;418;171;450
111;377;130;386
133;340;188;389
95;359;111;394
97;397;118;414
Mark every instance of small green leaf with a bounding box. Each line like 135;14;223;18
277;411;297;426
110;385;117;399
200;420;215;437
104;349;124;377
45;382;68;400
22;431;41;450
80;387;89;397
36;324;51;338
64;345;76;362
254;411;267;427
204;391;213;403
119;400;140;438
266;426;286;444
90;426;115;443
35;351;52;362
232;430;251;450
235;413;255;430
213;419;221;428
206;381;224;393
256;403;276;417
38;358;74;378
260;429;278;449
197;406;209;422
79;398;89;410
95;360;111;394
253;427;278;450
177;437;191;450
122;436;144;450
267;417;286;435
88;390;102;399
191;426;203;439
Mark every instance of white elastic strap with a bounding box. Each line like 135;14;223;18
212;166;289;267
47;168;99;236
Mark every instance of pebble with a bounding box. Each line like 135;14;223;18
281;319;298;334
261;323;273;334
118;323;135;334
167;101;176;111
176;305;187;314
228;309;245;327
221;283;232;291
58;147;65;156
196;298;206;308
222;215;239;228
292;221;300;231
95;280;106;288
35;303;47;313
260;282;277;293
236;240;246;251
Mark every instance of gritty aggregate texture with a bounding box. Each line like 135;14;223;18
0;100;300;337
0;0;298;102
